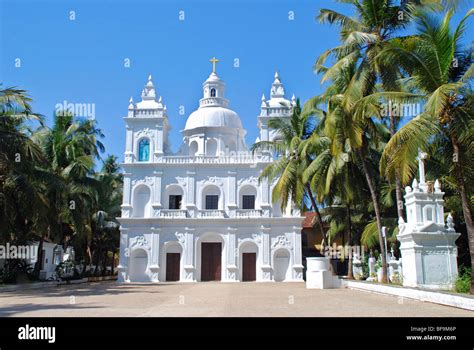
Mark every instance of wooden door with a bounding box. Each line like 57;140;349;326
166;253;180;282
201;243;221;281
242;253;256;281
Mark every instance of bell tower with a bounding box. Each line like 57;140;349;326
123;75;169;164
257;72;296;143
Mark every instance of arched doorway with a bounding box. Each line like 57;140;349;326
198;234;224;281
273;249;290;282
164;243;182;282
240;242;258;281
129;249;148;282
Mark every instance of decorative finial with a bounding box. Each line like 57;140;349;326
210;57;219;73
398;216;406;235
434;179;441;192
446;213;455;230
159;96;162;103
129;96;133;103
274;71;279;79
412;178;419;191
261;94;267;108
148;74;152;81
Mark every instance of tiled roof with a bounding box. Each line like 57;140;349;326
302;212;316;228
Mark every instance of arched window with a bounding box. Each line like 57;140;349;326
138;139;150;161
202;185;220;210
210;88;216;97
166;185;184;210
206;138;218;156
189;140;198;156
239;185;257;209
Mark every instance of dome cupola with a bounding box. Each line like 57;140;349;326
182;58;247;156
184;57;244;131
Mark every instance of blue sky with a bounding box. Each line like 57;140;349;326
1;0;473;163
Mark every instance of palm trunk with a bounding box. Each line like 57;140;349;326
82;237;91;277
102;250;107;276
359;151;388;283
395;177;404;219
389;113;405;220
111;251;115;275
346;204;354;280
94;247;101;276
33;235;44;279
305;183;328;250
450;135;474;294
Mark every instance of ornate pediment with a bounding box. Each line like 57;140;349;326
271;235;292;250
237;176;258;187
135;128;154;138
131;176;154;187
130;235;149;250
198;176;223;187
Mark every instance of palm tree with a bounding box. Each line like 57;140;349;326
316;0;421;221
252;100;329;247
0;88;52;274
91;155;122;276
379;8;474;292
306;36;394;281
33;112;105;275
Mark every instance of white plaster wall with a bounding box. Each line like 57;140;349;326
118;221;303;283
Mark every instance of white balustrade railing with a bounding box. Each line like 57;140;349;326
154;154;271;164
150;209;270;219
158;209;188;218
196;210;226;218
235;209;263;218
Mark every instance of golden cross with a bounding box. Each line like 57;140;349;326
210;57;219;73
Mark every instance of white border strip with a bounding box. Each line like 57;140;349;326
346;280;474;311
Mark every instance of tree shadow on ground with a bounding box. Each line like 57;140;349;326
0;303;105;317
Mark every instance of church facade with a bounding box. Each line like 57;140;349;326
117;61;304;282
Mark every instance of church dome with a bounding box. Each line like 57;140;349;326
184;62;244;133
185;106;243;130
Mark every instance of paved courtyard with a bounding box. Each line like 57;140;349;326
0;281;472;317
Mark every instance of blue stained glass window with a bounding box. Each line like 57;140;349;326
138;139;150;161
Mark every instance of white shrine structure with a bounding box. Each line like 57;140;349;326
397;150;460;290
117;59;304;283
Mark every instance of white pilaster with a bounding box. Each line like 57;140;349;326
183;228;196;281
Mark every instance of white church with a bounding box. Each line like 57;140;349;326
117;59;304;283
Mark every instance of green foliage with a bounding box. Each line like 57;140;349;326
361;253;369;279
0;87;122;282
0;259;33;284
455;266;472;293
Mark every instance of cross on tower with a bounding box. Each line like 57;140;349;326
210;57;219;73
